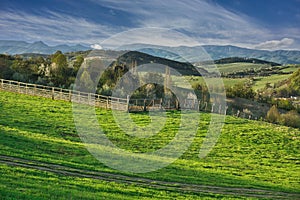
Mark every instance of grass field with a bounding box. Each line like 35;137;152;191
2;163;230;200
216;63;272;74
252;74;291;91
0;90;300;199
279;65;300;73
173;76;249;88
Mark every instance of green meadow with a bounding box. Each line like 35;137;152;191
0;90;299;199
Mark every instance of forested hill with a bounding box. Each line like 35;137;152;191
213;57;280;66
116;51;203;76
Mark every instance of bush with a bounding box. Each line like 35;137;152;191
266;105;280;123
280;110;300;128
271;98;295;110
226;83;255;100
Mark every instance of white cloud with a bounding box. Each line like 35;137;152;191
92;0;272;47
255;38;295;50
101;28;201;49
0;0;299;50
0;10;122;45
91;44;103;49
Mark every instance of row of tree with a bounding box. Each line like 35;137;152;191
0;51;84;88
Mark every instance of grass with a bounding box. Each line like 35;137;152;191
216;63;272;74
0;90;300;199
279;65;300;73
172;76;249;89
252;74;292;91
1;164;235;200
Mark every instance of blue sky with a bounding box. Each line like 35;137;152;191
0;0;299;50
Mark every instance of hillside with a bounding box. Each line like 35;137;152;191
213;57;280;66
115;51;203;76
0;90;299;199
284;68;300;95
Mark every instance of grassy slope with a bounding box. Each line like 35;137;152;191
216;63;272;74
252;74;291;91
0;90;299;199
171;64;299;91
2;164;232;200
175;76;249;88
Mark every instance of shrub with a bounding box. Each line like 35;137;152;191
226;83;255;100
280;110;300;128
271;98;294;110
266;105;280;123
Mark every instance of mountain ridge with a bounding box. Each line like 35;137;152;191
0;40;90;55
119;43;300;64
1;40;300;64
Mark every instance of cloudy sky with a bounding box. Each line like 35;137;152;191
0;0;299;50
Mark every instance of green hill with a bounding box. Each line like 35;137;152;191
0;90;299;199
287;68;300;95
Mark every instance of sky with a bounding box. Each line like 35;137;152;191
0;0;299;50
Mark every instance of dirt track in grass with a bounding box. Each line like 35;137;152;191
1;155;299;199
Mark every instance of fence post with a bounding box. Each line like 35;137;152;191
1;79;3;89
51;87;54;100
60;88;62;100
193;99;196;110
69;90;72;102
225;106;228;115
175;99;179;110
126;95;130;112
18;82;21;93
88;93;91;105
143;99;146;111
25;83;28;94
106;96;109;109
96;95;100;107
211;103;215;113
160;98;163;110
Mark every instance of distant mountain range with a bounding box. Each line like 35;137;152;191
1;40;300;64
203;45;300;65
119;44;300;64
0;40;90;55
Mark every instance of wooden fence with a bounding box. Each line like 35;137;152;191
0;79;128;111
0;78;220;112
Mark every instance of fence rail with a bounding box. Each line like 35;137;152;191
0;79;197;111
0;79;231;113
0;78;216;112
0;79;129;111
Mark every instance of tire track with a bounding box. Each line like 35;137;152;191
0;155;299;199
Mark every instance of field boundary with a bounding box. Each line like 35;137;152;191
0;78;210;112
0;78;129;110
0;155;299;199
